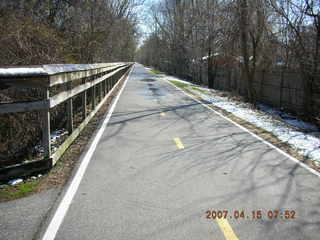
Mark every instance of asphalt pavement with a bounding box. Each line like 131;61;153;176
40;64;320;240
0;188;59;240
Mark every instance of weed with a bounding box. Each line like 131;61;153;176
0;181;39;202
151;68;164;75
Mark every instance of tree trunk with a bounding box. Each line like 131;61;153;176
302;73;313;119
208;54;214;89
239;0;256;104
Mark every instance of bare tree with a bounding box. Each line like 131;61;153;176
269;0;320;118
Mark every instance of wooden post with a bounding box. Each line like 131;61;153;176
42;88;51;159
107;77;110;92
92;84;96;109
113;75;116;89
82;78;87;119
99;82;103;102
67;82;74;134
103;79;106;96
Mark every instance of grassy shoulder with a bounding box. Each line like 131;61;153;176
169;80;196;96
191;86;208;94
0;180;40;201
150;68;164;75
169;80;189;89
169;79;320;172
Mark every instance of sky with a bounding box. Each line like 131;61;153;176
136;0;157;45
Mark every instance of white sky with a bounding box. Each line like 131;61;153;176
136;0;157;45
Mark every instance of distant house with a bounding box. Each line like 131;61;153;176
200;54;240;68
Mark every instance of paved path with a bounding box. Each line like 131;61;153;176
42;64;320;240
0;188;59;240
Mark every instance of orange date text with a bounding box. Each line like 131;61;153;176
205;210;296;220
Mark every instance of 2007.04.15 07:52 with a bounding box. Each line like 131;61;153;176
205;210;296;220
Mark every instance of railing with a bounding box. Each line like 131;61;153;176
0;63;133;180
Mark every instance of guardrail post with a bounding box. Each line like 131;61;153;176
107;77;110;93
42;88;51;159
67;82;74;134
111;75;114;88
114;73;117;86
92;77;96;108
99;82;102;102
103;79;106;96
82;78;87;119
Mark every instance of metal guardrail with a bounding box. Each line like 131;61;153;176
0;62;133;181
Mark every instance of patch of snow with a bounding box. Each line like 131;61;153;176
202;53;220;61
8;178;23;185
35;129;68;154
258;104;318;132
276;61;285;66
160;72;320;164
191;88;320;162
0;63;126;77
50;129;68;143
0;67;47;77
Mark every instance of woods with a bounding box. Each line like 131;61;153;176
0;0;141;65
1;0;320;168
0;0;140;167
137;0;320;120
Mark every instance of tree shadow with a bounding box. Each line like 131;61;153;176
94;67;320;239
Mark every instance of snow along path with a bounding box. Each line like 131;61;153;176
154;73;320;165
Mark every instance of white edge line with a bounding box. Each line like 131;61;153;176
161;74;320;178
41;64;135;240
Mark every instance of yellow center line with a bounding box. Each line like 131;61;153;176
173;137;184;149
160;112;166;117
216;218;239;240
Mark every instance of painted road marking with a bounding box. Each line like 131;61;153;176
174;137;184;149
160;112;166;117
165;78;320;178
41;65;135;240
216;218;239;240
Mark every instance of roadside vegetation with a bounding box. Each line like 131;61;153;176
0;0;141;65
150;68;165;75
169;80;189;89
0;181;40;201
